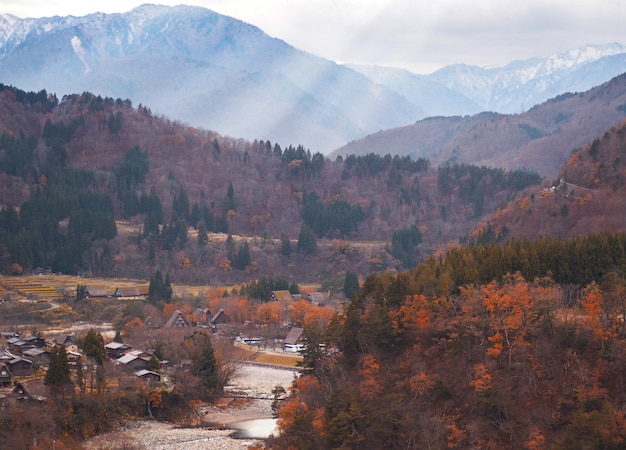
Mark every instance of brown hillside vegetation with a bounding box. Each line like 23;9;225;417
333;73;626;177
0;87;542;283
266;271;626;449
475;118;626;242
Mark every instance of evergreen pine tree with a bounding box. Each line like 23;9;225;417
184;330;220;393
44;345;71;397
83;329;107;365
281;233;291;257
297;225;317;254
343;271;360;299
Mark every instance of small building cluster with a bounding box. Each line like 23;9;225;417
0;328;166;403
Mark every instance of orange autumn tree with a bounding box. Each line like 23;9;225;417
359;354;383;401
581;282;615;350
122;316;144;337
272;375;326;449
397;294;433;336
288;299;311;326
303;305;335;329
482;273;534;368
257;301;283;327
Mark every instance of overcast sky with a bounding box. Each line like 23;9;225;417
2;0;625;74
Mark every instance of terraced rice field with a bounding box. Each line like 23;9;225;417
0;274;217;303
0;275;150;302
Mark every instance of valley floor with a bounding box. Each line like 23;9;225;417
83;363;297;449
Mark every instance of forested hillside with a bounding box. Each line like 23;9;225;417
470;117;626;244
265;109;626;448
267;232;626;449
0;84;541;284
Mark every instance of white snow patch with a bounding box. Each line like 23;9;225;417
71;35;91;73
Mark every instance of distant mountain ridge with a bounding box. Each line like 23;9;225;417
349;43;626;118
1;5;625;156
0;5;418;154
333;73;626;177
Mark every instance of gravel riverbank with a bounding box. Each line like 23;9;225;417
82;363;298;449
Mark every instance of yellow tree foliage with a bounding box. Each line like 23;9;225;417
10;263;22;275
179;255;192;269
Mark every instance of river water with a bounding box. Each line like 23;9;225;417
230;418;279;439
84;363;297;449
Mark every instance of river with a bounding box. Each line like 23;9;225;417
83;363;298;449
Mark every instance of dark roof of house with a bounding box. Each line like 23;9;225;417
13;379;48;401
57;335;76;346
271;290;294;303
284;327;304;345
22;348;47;357
210;308;230;324
134;369;160;379
116;286;141;297
306;292;326;304
105;342;131;350
86;286;109;297
8;355;33;365
165;310;191;328
0;331;18;338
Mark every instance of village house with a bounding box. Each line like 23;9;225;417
0;363;11;388
0;331;18;341
105;341;132;360
134;369;161;384
85;285;109;299
306;292;327;305
5;336;23;353
116;349;153;371
144;316;161;328
22;348;50;368
164;310;191;328
66;350;82;368
24;335;46;348
56;335;79;353
6;355;33;377
12;380;47;402
5;334;44;355
283;327;305;352
271;290;296;325
114;285;142;299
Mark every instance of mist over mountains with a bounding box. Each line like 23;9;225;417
0;5;625;155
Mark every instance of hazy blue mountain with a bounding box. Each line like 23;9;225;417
350;43;626;117
1;5;625;156
332;73;626;177
0;5;418;154
345;64;481;118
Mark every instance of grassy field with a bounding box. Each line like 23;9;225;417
234;344;303;368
